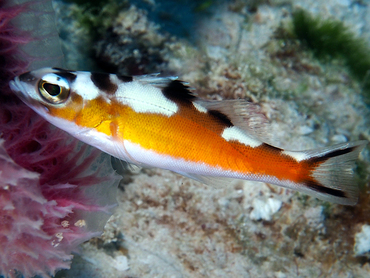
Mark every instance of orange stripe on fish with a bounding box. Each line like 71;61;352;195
9;67;368;205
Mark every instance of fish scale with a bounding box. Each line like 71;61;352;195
10;67;368;205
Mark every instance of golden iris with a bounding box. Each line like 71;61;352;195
38;75;70;104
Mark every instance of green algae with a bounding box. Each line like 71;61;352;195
292;9;370;99
194;0;214;12
355;160;370;189
69;0;128;40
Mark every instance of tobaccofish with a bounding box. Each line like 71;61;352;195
10;68;367;205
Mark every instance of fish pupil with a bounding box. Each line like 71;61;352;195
44;83;61;96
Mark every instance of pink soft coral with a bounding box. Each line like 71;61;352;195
0;139;73;277
0;2;30;90
0;2;118;277
0;108;117;278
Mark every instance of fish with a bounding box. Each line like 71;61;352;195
9;67;368;205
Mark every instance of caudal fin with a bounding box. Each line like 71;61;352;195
298;141;367;205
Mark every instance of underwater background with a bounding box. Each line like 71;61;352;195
1;0;370;277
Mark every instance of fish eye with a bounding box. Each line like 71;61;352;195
38;73;70;104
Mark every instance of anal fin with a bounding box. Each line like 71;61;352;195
176;171;235;188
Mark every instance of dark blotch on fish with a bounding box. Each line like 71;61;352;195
208;110;233;127
117;75;133;83
162;80;196;105
261;143;284;153
52;68;77;83
19;72;36;82
91;72;118;95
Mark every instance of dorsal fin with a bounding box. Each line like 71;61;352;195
195;100;270;141
133;74;178;88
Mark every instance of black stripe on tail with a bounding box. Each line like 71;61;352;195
303;180;346;198
298;141;367;205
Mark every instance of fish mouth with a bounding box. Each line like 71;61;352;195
9;76;29;102
9;75;50;116
9;76;23;95
9;70;38;99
